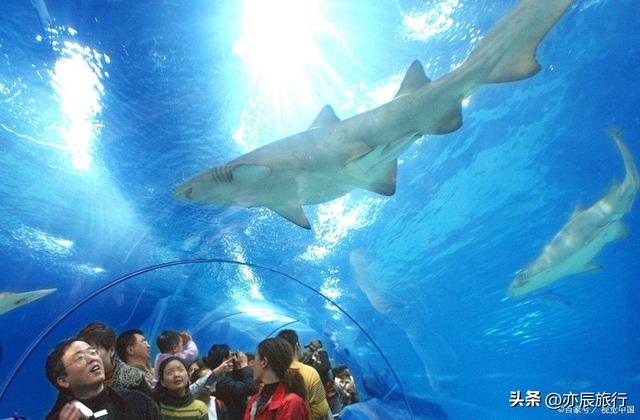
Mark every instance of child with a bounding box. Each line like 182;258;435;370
153;330;198;386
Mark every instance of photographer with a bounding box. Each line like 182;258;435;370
302;339;342;415
333;366;359;407
204;344;259;420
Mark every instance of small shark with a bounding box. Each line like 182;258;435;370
507;129;639;298
0;288;57;315
31;0;53;35
176;0;574;229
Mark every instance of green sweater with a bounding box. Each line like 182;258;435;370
158;391;208;420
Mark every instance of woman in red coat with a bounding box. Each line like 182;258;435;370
244;338;311;420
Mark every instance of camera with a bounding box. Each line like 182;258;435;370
229;351;239;370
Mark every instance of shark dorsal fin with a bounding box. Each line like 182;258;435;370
395;60;430;98
309;105;340;129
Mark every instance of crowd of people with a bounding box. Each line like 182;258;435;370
45;322;359;420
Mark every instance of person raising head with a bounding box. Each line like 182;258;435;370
245;337;310;420
78;322;151;396
45;338;159;419
154;330;199;386
153;356;208;420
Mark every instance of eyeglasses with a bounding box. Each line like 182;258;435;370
64;347;100;368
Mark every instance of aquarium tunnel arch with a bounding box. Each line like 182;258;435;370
0;259;416;418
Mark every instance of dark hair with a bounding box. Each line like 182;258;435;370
156;330;181;354
333;365;349;377
257;338;306;400
276;329;299;350
190;366;210;384
153;356;189;403
77;322;116;351
205;344;230;370
188;358;205;372
45;338;79;392
246;353;255;362
116;329;144;361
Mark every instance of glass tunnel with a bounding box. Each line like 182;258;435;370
0;0;639;419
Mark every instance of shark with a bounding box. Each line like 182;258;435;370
0;287;57;315
176;0;575;229
507;129;639;298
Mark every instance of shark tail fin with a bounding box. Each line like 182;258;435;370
459;0;574;85
607;127;640;193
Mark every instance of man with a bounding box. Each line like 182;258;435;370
333;365;359;407
116;329;153;388
78;322;151;396
45;338;159;419
303;339;342;415
204;343;258;420
276;330;330;420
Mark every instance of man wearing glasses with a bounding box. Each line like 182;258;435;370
45;338;159;419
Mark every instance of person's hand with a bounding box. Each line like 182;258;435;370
179;332;192;344
236;351;248;368
213;358;234;375
59;403;87;420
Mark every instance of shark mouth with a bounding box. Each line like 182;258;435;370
210;166;233;183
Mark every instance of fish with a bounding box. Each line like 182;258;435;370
176;0;575;229
349;249;460;394
0;288;57;315
507;129;639;298
31;0;53;35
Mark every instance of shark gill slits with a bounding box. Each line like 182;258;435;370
211;166;233;183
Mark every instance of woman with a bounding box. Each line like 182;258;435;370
245;338;310;420
154;356;208;419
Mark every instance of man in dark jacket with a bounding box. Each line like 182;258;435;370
78;322;152;396
45;338;159;419
205;344;259;420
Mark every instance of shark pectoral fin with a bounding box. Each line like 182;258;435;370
577;262;601;274
269;204;311;229
394;60;431;98
435;105;463;134
344;143;379;171
308;105;340;129
361;159;397;196
232;164;271;183
611;220;629;240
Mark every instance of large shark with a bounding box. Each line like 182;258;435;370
176;0;575;229
507;129;639;298
0;288;57;315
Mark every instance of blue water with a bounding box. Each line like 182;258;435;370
0;0;639;418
